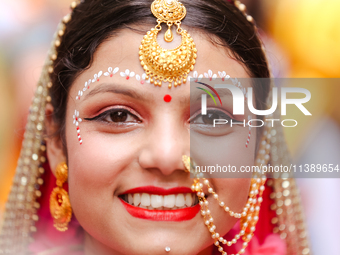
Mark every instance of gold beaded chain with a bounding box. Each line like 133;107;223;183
192;176;266;255
184;123;272;255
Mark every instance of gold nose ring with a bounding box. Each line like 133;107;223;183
182;155;191;173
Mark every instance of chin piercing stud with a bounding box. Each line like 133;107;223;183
165;246;171;253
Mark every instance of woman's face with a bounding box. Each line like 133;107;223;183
51;28;256;255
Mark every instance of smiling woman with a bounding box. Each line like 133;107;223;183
0;0;310;255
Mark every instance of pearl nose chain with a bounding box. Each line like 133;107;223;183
182;125;270;255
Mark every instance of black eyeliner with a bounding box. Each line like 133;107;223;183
84;108;140;122
84;111;109;121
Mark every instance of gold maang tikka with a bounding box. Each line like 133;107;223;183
139;0;197;88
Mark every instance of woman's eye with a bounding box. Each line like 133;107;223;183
85;109;141;124
190;110;232;125
105;110;131;123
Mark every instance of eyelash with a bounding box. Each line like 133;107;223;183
84;107;141;124
189;108;237;125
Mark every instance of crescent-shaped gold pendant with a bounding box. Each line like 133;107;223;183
139;28;197;88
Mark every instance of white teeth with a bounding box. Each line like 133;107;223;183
163;194;175;208
185;193;193;207
151;195;163;208
141;193;151;206
125;193;198;210
133;193;141;206
128;194;133;204
175;194;185;207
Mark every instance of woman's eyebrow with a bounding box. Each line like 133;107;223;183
82;83;152;101
179;88;233;107
189;88;233;103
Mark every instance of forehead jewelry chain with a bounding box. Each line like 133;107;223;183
139;0;197;88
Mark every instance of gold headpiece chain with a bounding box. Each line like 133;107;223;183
139;0;197;88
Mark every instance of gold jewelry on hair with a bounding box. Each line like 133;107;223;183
139;0;197;88
50;162;72;231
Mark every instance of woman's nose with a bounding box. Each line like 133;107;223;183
138;114;189;176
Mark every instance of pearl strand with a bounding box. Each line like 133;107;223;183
204;179;261;219
46;0;80;100
189;123;271;255
192;173;266;255
233;0;256;27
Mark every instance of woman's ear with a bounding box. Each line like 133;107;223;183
45;103;66;177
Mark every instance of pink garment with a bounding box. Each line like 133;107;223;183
237;234;287;255
212;221;287;255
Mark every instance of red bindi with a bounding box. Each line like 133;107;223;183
164;94;172;103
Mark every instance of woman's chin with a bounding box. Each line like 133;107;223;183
82;198;214;255
84;218;213;255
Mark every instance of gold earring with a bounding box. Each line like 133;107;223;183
50;162;72;231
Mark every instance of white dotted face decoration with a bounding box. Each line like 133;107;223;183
72;110;83;144
75;67;151;101
73;68;251;146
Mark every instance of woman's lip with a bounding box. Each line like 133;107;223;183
120;186;194;195
120;199;200;221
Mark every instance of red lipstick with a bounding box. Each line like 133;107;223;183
119;186;200;221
